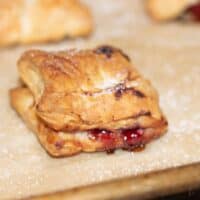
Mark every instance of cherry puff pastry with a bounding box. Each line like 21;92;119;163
10;46;168;157
147;0;200;21
0;0;92;46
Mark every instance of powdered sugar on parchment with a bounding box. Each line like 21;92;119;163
0;0;199;199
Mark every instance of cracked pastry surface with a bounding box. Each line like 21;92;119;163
10;46;167;157
147;0;200;21
0;0;92;46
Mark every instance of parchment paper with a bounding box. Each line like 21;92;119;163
0;0;199;199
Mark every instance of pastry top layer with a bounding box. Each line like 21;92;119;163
19;46;138;94
0;0;92;46
18;46;167;131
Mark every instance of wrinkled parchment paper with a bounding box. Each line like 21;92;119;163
0;0;200;199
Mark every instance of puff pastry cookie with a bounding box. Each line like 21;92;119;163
147;0;200;21
10;46;168;157
0;0;92;46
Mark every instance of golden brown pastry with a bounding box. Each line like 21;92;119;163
0;0;92;46
147;0;200;21
10;46;168;157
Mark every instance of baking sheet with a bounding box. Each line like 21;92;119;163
0;0;200;199
31;163;200;200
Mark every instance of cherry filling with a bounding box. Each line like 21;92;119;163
89;127;144;152
89;129;116;151
122;128;143;145
186;2;200;21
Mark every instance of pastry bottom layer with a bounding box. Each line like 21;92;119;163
10;87;167;157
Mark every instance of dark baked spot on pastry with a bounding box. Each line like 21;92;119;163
106;149;115;154
94;45;114;58
162;117;168;126
114;83;126;98
94;45;130;61
83;91;93;96
114;83;145;99
132;90;145;98
123;143;145;152
55;140;64;149
137;110;151;117
118;50;130;61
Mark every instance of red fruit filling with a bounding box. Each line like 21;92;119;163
89;127;144;152
187;3;200;21
122;128;144;147
89;129;116;151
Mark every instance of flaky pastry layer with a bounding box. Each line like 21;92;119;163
0;0;92;46
10;45;168;156
17;46;167;132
